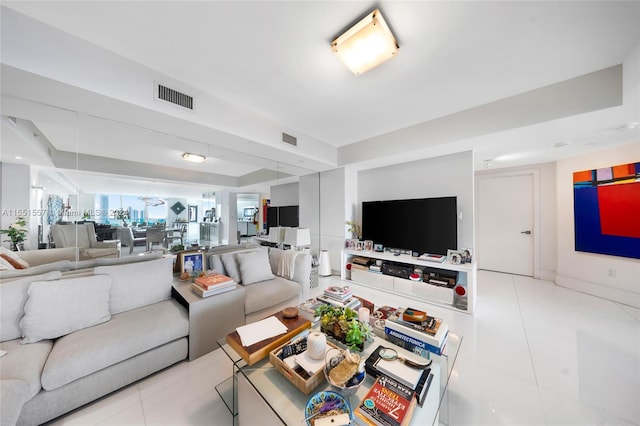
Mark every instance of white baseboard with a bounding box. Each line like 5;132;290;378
555;273;640;310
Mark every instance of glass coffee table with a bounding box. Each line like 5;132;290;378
217;331;461;425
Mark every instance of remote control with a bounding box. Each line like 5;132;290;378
279;339;307;359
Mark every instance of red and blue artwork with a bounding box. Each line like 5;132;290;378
573;162;640;259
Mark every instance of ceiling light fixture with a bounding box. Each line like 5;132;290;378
331;8;399;75
182;153;206;163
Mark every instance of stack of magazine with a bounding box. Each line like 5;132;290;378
315;285;361;310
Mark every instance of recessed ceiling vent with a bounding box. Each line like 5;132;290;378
155;83;193;110
281;132;297;147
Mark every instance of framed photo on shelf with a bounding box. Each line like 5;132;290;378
176;251;205;274
364;240;373;252
447;249;462;265
345;239;357;250
356;241;365;251
459;248;473;264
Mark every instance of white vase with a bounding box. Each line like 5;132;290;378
318;250;331;276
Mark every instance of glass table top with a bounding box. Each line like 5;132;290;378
217;329;462;425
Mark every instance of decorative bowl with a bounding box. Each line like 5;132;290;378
324;349;366;397
304;390;352;426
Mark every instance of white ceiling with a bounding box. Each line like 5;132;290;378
1;1;639;197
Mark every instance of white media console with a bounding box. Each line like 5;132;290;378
341;249;477;314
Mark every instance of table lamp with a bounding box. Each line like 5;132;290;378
284;228;311;251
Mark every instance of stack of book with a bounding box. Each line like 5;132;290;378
354;375;417;426
364;345;434;406
384;309;449;356
323;285;353;302
316;294;362;311
191;274;235;298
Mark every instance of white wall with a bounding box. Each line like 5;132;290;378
357;151;475;250
556;141;640;308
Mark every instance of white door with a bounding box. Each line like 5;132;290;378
478;174;534;276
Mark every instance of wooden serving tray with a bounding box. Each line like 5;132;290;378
226;311;311;366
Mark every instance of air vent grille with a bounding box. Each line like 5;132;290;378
157;84;193;110
281;132;297;146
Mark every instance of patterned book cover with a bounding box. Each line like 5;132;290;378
355;375;416;426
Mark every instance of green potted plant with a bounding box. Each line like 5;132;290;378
315;304;372;351
1;216;28;251
345;218;362;240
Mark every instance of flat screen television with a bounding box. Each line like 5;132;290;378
361;197;457;256
267;205;299;230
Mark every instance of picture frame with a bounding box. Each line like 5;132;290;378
188;205;198;223
356;241;365;251
176;251;205;274
447;249;462;265
345;239;357;250
364;240;373;252
459;248;473;264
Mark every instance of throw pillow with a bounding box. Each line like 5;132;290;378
0;271;62;342
0;256;14;271
221;252;242;284
236;249;274;285
94;256;172;315
20;275;112;344
0;247;29;269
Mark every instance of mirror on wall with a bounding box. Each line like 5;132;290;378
1;110;320;262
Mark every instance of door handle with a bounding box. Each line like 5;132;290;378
521;230;531;235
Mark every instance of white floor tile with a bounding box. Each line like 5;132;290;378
47;385;142;426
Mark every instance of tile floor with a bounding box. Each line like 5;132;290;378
47;271;640;426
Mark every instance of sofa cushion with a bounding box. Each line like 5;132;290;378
0;254;27;269
0;338;53;398
94;256;173;314
208;254;226;275
221;252;242;284
95;250;163;266
0;271;62;342
0;378;31;426
0;260;73;280
41;299;188;391
236;249;274;285
0;256;14;271
244;276;301;315
0;247;30;268
20;275;112;344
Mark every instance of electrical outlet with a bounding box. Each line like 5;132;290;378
608;269;616;278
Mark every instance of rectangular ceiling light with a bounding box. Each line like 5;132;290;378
331;8;399;75
182;153;206;163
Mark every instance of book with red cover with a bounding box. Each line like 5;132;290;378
194;274;234;289
355;375;417;426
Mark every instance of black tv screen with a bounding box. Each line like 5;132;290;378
267;205;299;230
362;197;457;256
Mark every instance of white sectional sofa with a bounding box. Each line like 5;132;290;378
0;252;189;426
0;243;313;425
206;244;313;323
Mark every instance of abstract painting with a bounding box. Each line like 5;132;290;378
573;162;640;259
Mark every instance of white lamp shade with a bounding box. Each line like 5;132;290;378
284;228;311;247
268;226;285;243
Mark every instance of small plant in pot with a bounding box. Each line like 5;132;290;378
315;304;372;352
